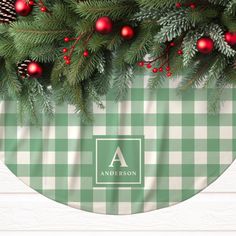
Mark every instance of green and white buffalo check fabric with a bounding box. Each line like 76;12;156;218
0;72;236;215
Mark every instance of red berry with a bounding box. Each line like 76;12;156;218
138;61;144;67
41;7;47;12
29;0;34;5
66;60;71;65
152;68;158;73
176;2;182;8
64;37;70;43
83;50;89;57
190;3;196;9
147;64;152;69
178;49;183;55
167;72;172;77
170;42;175;47
63;56;69;60
166;66;171;71
159;67;163;72
62;48;68;53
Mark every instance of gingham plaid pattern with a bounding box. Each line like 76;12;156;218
0;72;235;215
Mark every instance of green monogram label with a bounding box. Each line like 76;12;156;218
93;136;144;187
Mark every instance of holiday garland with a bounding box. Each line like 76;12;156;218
0;0;236;124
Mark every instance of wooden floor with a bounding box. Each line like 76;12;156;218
0;160;236;233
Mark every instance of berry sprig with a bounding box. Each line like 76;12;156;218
62;16;136;65
138;42;183;77
27;0;48;13
62;32;94;65
176;2;197;9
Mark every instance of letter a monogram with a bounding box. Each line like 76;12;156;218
109;147;128;168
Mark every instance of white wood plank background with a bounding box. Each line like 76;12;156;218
0;160;236;233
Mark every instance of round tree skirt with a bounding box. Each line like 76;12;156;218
0;72;235;215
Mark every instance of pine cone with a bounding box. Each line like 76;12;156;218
17;60;31;78
0;0;16;24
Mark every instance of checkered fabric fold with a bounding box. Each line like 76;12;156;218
0;72;235;215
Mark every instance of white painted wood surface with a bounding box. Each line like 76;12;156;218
0;160;236;232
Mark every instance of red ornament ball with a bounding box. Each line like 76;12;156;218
120;25;135;40
95;16;113;34
15;0;33;16
225;32;236;46
196;37;214;54
27;62;43;78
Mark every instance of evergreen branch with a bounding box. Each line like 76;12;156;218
182;30;203;66
112;64;134;101
137;0;180;9
155;9;194;42
207;24;236;57
76;0;139;21
0;0;235;124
